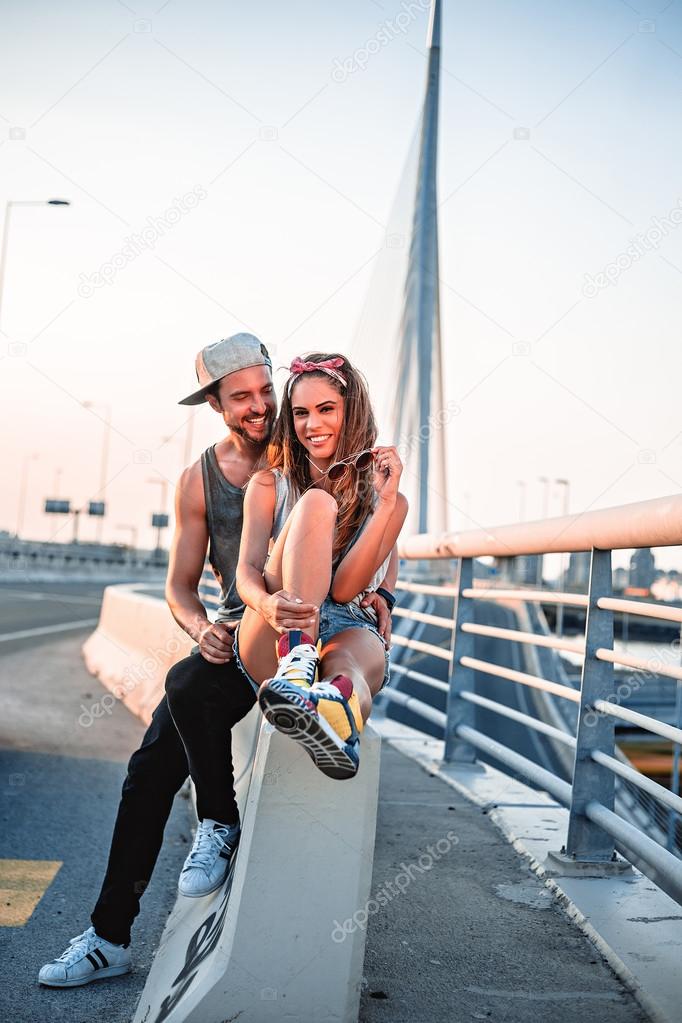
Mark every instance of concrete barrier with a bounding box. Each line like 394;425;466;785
133;711;381;1023
82;583;193;724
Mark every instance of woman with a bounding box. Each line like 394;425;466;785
234;352;408;779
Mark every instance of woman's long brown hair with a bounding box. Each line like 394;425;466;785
264;352;378;561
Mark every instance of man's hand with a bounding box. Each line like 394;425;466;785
197;621;238;664
259;590;318;635
360;590;392;649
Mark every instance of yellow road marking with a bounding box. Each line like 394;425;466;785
0;859;62;926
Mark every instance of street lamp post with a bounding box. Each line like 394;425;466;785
536;476;550;586
83;400;112;543
555;478;570;638
16;452;39;538
0;199;71;333
148;477;169;556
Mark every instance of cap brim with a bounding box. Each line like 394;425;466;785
178;383;213;406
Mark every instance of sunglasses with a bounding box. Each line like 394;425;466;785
327;448;375;482
305;448;375;486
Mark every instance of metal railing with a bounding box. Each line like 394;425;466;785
387;494;682;905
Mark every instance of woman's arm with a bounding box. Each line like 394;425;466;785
236;471;277;615
331;492;408;603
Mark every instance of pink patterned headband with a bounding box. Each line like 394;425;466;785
286;356;348;397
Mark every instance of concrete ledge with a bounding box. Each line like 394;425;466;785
371;715;682;1023
133;711;381;1023
82;583;193;724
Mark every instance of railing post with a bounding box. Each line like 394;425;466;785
443;556;477;763
565;547;619;862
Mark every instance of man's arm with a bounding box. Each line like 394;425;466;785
165;462;234;664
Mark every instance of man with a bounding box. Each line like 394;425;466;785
38;332;396;988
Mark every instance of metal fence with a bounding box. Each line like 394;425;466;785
387;494;682;906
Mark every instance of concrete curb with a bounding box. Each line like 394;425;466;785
371;716;681;1023
133;710;381;1023
82;583;193;724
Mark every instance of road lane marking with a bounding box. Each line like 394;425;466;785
0;859;62;926
0;588;103;605
0;620;98;642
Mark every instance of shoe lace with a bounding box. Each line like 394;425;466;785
278;643;318;687
185;822;238;872
56;927;99;965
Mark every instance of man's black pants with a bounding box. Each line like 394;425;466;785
90;651;256;946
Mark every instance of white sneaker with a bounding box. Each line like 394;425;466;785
178;818;241;898
38;925;131;987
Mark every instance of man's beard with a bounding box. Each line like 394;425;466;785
228;413;273;446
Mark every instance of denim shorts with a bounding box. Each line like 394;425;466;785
232;595;390;696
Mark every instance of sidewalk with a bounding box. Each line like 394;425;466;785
360;741;647;1023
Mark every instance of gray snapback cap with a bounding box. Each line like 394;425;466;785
179;332;272;405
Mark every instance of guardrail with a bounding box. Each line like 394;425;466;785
389;494;682;905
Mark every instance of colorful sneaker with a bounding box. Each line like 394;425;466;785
257;630;319;713
260;661;362;780
178;818;241;898
38;926;131;987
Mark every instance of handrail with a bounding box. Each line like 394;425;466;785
388;493;682;904
459;655;581;702
462;621;585;655
460;690;577;747
462;588;588;608
398;493;682;559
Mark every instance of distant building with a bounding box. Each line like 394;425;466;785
629;548;656;592
511;555;539;585
566;551;590;591
613;566;629;592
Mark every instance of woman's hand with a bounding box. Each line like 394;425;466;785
259;590;318;635
371;446;403;504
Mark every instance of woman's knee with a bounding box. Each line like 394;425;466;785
295;488;338;520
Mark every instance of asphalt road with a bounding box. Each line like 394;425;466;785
0;581;190;1023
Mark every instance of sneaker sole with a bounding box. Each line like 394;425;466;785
39;963;131;988
259;685;359;780
178;842;240;899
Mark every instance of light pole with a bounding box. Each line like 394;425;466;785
536;476;550;586
16;452;39;538
148;476;169;554
555;478;570;637
116;524;139;564
0;199;71;333
83;400;112;543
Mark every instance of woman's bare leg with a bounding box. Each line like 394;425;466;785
318;627;386;723
237;489;338;685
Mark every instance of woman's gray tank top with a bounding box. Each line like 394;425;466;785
201;445;246;622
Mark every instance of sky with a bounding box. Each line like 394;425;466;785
1;0;681;572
